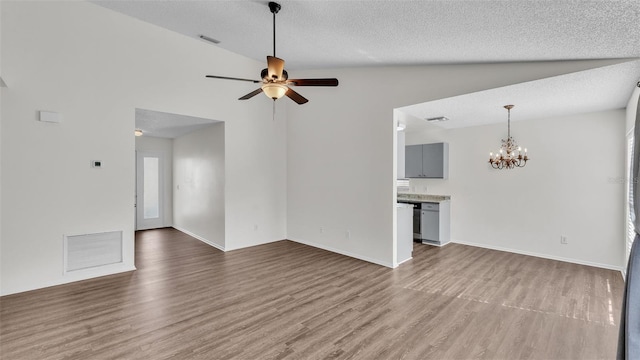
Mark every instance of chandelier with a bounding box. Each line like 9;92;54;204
489;105;529;169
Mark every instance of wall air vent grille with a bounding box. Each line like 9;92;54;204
64;231;123;273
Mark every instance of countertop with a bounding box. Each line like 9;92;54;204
397;193;451;203
396;203;415;208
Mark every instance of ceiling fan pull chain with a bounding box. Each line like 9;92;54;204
273;100;276;121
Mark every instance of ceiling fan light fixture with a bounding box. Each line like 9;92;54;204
205;1;337;105
262;83;287;100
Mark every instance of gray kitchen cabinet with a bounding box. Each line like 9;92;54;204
405;145;424;178
420;201;451;246
405;142;449;179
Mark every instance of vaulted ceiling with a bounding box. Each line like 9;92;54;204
93;0;640;69
94;0;640;130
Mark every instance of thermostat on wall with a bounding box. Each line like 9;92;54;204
91;160;102;168
39;111;61;123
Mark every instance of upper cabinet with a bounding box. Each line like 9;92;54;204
405;142;449;179
405;144;424;178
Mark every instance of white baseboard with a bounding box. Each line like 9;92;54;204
172;226;225;252
396;256;413;267
289;238;394;268
452;239;624;273
1;264;137;296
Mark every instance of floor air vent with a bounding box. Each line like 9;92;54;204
64;231;123;273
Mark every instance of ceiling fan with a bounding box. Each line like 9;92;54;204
206;2;339;105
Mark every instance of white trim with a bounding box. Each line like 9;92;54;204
172;226;225;252
396;256;413;266
224;238;282;252
452;239;624;272
421;240;451;247
1;264;136;296
289;238;395;268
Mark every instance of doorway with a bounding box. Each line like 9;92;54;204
136;151;165;230
134;108;225;248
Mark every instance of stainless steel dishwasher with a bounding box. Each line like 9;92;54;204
420;202;440;243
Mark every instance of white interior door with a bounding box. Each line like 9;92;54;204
136;151;165;230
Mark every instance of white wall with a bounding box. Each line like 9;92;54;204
1;1;630;295
0;1;4;291
1;1;287;295
405;109;625;269
627;84;640;133
286;60;629;268
135;136;174;228
224;99;288;251
173;124;225;249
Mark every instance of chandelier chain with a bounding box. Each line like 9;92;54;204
507;106;511;138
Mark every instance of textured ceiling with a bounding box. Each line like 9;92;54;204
398;60;640;130
94;0;640;130
93;0;640;70
135;108;220;138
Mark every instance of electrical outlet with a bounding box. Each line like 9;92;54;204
560;236;568;245
253;224;258;231
320;227;324;234
346;230;351;239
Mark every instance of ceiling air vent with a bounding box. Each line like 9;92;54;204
199;34;221;44
426;116;449;122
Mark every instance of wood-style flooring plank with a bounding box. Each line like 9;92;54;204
0;228;623;359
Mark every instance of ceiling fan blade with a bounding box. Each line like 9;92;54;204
287;78;339;87
206;75;261;83
285;87;309;104
239;88;264;100
267;56;285;80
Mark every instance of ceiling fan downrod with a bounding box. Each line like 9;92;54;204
269;2;281;58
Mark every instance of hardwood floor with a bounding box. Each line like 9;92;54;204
1;228;623;359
